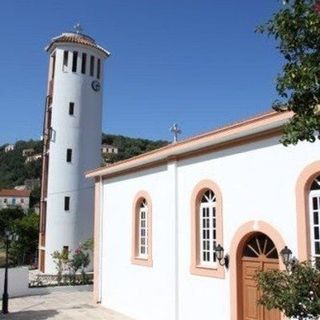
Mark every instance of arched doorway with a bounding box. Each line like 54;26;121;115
239;232;280;320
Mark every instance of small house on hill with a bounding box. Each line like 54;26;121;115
0;189;30;211
101;144;118;155
4;144;15;153
22;148;35;157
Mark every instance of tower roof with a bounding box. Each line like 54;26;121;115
46;31;110;57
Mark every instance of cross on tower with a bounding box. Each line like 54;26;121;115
170;123;182;143
73;23;83;34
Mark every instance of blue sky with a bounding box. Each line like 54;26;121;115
0;0;283;145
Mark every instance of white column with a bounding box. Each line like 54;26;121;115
167;158;179;320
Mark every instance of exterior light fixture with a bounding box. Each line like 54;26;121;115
280;246;296;271
2;230;19;314
215;244;229;269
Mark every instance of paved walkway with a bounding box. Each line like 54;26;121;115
0;286;133;320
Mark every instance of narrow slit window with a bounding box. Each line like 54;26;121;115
66;149;72;162
51;54;56;79
72;51;78;72
64;197;70;211
90;55;95;76
63;51;68;71
69;102;74;115
81;53;87;74
97;58;101;79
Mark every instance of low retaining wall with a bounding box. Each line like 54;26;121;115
0;267;29;298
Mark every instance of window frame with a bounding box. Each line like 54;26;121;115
296;161;320;262
199;191;218;267
190;180;224;278
131;191;153;267
309;189;320;266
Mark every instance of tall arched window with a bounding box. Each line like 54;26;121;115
309;176;320;267
138;199;148;257
131;192;153;267
191;180;224;278
296;161;320;264
200;190;217;266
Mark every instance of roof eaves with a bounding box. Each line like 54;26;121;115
86;111;292;179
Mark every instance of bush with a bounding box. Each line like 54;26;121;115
256;261;320;319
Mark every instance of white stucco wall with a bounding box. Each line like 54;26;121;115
0;267;29;298
99;135;320;320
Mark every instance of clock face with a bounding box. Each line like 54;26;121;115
91;80;101;92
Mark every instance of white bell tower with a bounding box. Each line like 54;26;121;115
39;26;110;273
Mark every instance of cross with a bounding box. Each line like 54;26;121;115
170;123;182;143
73;23;83;34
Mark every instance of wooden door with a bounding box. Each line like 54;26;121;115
39;249;45;273
240;233;281;320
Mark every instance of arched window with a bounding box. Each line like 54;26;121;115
138;199;148;257
191;180;224;278
309;176;320;267
131;192;153;267
199;190;217;266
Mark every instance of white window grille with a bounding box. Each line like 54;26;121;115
200;190;217;266
309;177;320;268
139;199;148;258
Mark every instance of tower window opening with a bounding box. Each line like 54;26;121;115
69;102;74;115
97;59;101;79
66;149;72;162
51;54;56;79
63;51;68;71
81;53;87;74
90;55;95;76
72;51;78;72
64;197;70;211
63;246;69;258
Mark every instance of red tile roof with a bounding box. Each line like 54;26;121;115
46;32;110;57
0;189;31;197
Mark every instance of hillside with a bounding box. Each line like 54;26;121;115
0;140;42;188
0;134;168;188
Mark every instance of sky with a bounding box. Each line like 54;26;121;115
0;0;283;145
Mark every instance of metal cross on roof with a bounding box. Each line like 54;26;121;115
170;123;182;143
73;23;83;34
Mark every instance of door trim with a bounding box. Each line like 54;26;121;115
229;221;286;320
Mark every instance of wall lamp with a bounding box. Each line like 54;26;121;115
215;244;229;269
280;246;297;272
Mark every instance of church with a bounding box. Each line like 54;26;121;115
86;109;320;320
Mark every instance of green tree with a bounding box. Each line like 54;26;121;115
256;262;320;319
0;208;24;238
0;208;39;266
257;0;320;145
10;211;39;265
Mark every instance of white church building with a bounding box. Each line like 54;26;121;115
86;110;320;320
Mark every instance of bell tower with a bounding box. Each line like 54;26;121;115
39;26;110;273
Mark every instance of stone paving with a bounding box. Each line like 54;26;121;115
0;286;134;320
